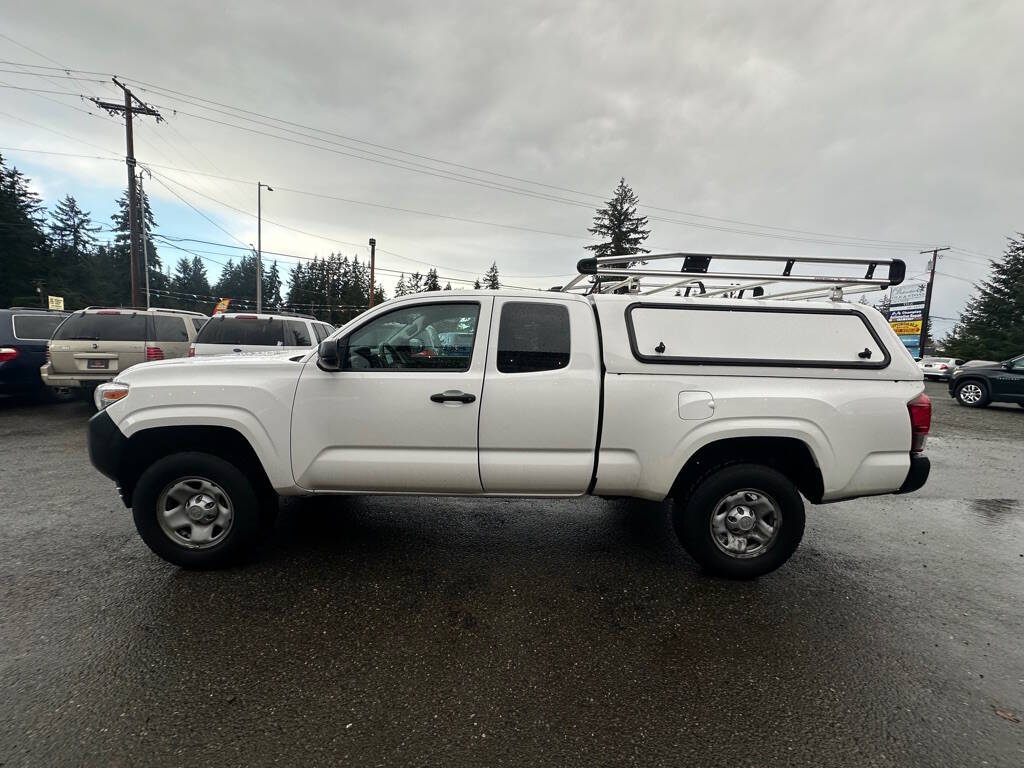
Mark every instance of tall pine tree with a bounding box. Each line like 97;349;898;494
48;195;101;307
423;268;441;291
0;153;48;306
109;185;165;305
484;262;500;289
586;177;650;262
942;235;1024;360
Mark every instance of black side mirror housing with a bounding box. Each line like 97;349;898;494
318;339;344;371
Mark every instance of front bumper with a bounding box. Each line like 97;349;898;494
896;454;930;494
88;409;129;504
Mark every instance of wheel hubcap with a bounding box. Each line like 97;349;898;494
157;477;234;549
960;384;982;404
710;489;781;559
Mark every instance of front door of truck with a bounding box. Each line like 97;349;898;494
477;297;601;494
291;298;492;493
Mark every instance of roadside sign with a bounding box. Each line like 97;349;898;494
887;281;926;356
47;295;64;310
890;282;926;308
890;320;923;335
213;298;231;315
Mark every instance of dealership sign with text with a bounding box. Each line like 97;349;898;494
888;282;926;355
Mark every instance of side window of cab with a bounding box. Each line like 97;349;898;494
344;303;480;371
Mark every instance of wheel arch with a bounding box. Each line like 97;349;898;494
669;436;825;504
115;425;275;507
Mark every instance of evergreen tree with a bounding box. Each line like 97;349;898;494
169;255;212;310
0;153;48;307
47;194;103;307
942;236;1024;360
585;177;650;262
407;271;423;293
109;185;164;305
473;279;482;290
212;254;261;309
873;292;892;320
484;262;501;289
423;268;441;291
263;260;283;309
394;273;408;296
443;282;452;291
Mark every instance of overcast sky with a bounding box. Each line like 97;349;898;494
2;0;1022;332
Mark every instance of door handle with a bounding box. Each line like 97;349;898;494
430;390;476;404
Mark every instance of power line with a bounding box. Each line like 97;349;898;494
119;74;935;247
146;171;249;248
0;109;121;157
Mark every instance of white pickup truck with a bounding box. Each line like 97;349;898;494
87;255;931;578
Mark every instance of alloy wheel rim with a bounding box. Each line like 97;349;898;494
960;384;982;404
709;488;782;559
156;476;234;549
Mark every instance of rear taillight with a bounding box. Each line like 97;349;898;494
188;344;195;357
908;392;931;453
0;347;18;363
146;346;165;361
938;364;948;370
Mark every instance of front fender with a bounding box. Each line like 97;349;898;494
112;403;295;491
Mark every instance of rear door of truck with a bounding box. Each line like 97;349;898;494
477;296;601;494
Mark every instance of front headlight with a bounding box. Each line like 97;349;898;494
94;381;130;410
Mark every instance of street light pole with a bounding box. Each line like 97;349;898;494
368;237;377;307
257;182;273;313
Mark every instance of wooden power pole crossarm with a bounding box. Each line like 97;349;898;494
92;79;161;307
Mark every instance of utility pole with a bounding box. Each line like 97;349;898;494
138;170;152;309
918;246;950;356
368;237;377;307
93;79;161;307
257;182;272;313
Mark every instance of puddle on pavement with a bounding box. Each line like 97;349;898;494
969;498;1021;525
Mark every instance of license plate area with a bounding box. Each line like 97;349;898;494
87;359;109;370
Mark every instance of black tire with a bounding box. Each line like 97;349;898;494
132;451;264;569
673;463;805;579
955;380;990;408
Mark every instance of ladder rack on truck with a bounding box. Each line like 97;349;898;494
560;252;906;301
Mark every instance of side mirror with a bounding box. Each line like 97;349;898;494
1003;361;1014;370
317;339;344;371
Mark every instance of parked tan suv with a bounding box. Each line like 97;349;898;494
41;307;207;393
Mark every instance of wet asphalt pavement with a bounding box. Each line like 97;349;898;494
1;381;1022;767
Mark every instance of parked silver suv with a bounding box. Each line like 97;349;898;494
41;307;207;393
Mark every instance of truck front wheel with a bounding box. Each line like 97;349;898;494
132;452;264;569
673;463;805;579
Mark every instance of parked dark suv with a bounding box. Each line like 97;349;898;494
948;354;1024;408
0;308;70;399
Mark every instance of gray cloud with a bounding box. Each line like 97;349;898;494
3;0;1021;321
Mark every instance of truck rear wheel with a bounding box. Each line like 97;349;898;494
132;452;263;569
673;463;805;579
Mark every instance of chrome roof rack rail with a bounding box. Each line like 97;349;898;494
563;251;906;301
